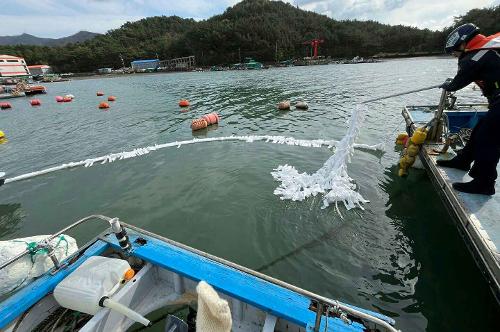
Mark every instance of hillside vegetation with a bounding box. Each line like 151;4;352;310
0;0;498;72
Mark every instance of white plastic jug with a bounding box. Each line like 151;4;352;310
54;256;132;315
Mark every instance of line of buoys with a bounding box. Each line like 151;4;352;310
56;95;74;103
0;102;12;110
277;100;290;110
30;99;41;106
97;91;104;96
191;112;219;131
99;102;110;109
108;96;116;101
179;99;190;107
398;128;427;177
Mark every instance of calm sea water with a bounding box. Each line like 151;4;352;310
0;58;498;331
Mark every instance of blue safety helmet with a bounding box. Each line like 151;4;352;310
445;23;480;53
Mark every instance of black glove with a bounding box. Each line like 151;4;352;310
439;78;453;90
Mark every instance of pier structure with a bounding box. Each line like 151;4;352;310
159;56;196;71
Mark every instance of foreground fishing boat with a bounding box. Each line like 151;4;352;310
401;89;499;303
0;215;398;332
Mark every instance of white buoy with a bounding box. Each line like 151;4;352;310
295;101;308;109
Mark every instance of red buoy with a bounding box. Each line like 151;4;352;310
108;96;116;101
63;97;72;102
99;102;110;109
0;102;12;110
30;99;41;106
179;99;190;107
201;112;220;125
191;119;208;131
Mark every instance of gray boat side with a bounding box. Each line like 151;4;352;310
402;105;500;303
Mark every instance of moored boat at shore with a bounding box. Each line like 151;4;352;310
24;85;47;95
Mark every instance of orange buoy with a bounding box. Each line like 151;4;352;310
179;99;190;107
191;119;208;131
97;91;104;96
108;96;116;101
30;99;41;106
99;102;110;109
201;112;220;125
0;102;12;110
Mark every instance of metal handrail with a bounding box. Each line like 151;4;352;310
0;215;400;332
0;215;112;270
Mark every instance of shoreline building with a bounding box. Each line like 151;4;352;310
97;68;112;74
0;55;30;77
27;65;52;76
131;59;159;72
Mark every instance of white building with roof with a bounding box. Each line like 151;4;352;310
27;65;52;76
0;55;31;77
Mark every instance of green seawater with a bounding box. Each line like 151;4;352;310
0;58;498;331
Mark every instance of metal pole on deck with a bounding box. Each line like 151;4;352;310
314;302;324;332
429;88;448;141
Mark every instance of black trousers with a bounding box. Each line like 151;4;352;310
456;103;500;183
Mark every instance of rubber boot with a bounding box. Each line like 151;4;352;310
452;179;495;195
436;157;471;171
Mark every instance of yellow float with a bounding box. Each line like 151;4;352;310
398;127;427;177
0;130;7;144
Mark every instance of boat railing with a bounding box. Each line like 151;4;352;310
0;214;113;270
119;222;399;332
0;215;399;332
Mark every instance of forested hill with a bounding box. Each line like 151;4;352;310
0;0;498;73
449;5;500;35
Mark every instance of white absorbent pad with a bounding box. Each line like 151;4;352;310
0;234;78;295
272;104;369;214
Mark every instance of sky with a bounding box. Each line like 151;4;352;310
1;0;499;38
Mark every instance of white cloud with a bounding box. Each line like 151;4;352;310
0;14;144;37
1;0;499;37
292;0;499;30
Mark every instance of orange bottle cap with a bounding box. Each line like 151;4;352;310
124;268;135;281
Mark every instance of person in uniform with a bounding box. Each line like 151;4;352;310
437;23;500;195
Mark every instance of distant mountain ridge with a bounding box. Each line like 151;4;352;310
0;0;498;72
0;31;100;46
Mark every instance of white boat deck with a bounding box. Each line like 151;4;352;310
404;107;500;303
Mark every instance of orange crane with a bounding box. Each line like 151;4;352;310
303;39;324;58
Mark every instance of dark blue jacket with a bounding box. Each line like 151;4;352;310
444;49;500;107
